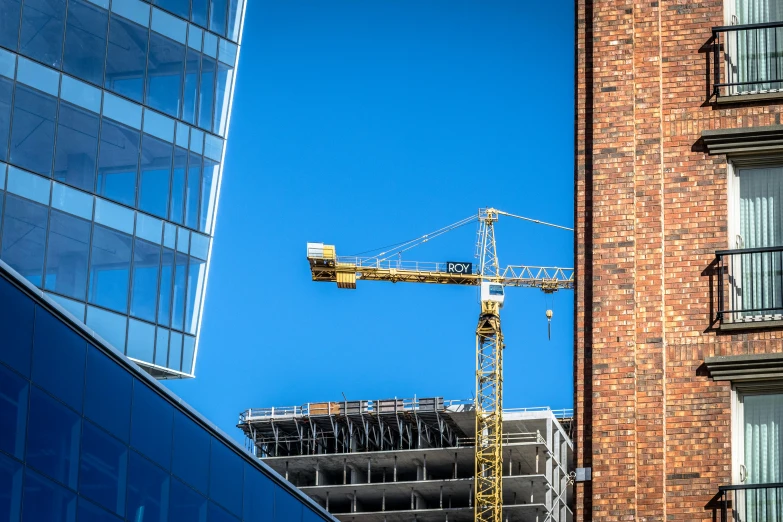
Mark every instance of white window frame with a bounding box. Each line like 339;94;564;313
732;383;783;484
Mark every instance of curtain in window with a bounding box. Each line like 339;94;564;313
744;394;783;522
739;167;783;319
733;0;783;93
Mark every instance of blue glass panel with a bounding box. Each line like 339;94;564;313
80;421;127;515
169;147;186;224
31;307;86;412
6;165;50;204
88;225;132;313
130;381;173;470
84;346;132;442
126;318;154;361
152;1;187;30
213;63;232;136
227;0;242;41
302;509;324;522
190;0;207;27
273;488;302;522
86;306;127;351
130;238;161;323
182;49;199;125
208;0;226;37
19;0;66;68
154;327;168;366
139;134;172;218
0;365;27;460
44;210;90;300
209;502;238;522
23;468;76;522
96;119;139;207
0;453;22;522
78;499;123;522
103;92;142;129
62;0;107;86
209;441;242;517
171;252;187;331
157;248;174;326
16;56;58;95
105;15;147;103
53;102;99;191
9;84;56;177
198;55;215;132
185;152;200;229
185;257;205;335
0;0;22;51
167;331;181;370
26;386;81;488
200;158;218;233
243;464;273;522
126;450;169;522
146;33;185;118
0;77;11;163
94;198;133;235
170;478;207;522
0;195;47;287
172;411;209;494
181;336;194;374
0;275;34;377
51;181;93;219
60;75;101;112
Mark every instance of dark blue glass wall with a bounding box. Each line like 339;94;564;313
0;264;333;522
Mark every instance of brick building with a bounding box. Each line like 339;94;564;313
575;0;783;520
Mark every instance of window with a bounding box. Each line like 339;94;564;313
146;32;185;118
0;0;22;51
127;450;169;522
80;421;128;516
172;411;210;494
138;134;172;218
170;477;207;522
209;502;239;522
243;464;274;522
191;0;208;28
158;247;175;326
97;119;140;207
0;275;34;377
9;84;57;177
209;0;227;36
1;195;48;287
200;158;218;233
130;381;173;470
19;0;66;68
214;62;232;136
198;55;215;132
227;0;242;41
44;210;91;301
274;487;303;522
185;152;201;229
126;318;155;362
53;101;100;191
185;256;205;334
153;0;187;21
26;386;81;488
209;440;243;516
88;225;133;313
84;346;132;442
0;453;23;522
182;49;200;125
62;0;108;86
22;468;77;522
79;499;123;522
182;336;195;374
105;14;148;103
170;146;187;223
0;365;28;460
155;327;169;366
130;238;161;323
0;77;11;162
172;252;187;331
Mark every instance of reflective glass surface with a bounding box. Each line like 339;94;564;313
26;386;81;488
0;453;23;522
147;32;185;117
44;210;91;300
170;477;207;522
131;238;161;322
84;347;132;442
96;119;139;207
54;101;100;191
0;365;28;459
19;0;67;68
0;0;22;51
1;195;48;286
130;381;173;469
80;421;128;515
139;134;172;217
88;225;132;313
0;78;11;162
62;0;108;85
209;440;242;516
172;411;210;493
105;15;148;103
9;84;57;176
23;468;77;522
126;450;169;522
0;276;34;376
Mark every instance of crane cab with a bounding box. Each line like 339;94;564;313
480;282;505;308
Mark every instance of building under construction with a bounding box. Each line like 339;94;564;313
238;397;573;522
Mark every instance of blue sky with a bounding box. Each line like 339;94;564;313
166;1;575;443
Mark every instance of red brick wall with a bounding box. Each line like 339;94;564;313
574;1;783;520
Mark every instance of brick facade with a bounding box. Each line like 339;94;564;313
575;1;783;520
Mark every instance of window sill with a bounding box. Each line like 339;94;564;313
716;91;783;104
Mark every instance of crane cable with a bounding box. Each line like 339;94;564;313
496;210;574;232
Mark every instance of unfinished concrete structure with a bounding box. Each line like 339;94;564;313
238;398;573;522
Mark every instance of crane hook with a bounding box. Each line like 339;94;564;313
546;309;553;340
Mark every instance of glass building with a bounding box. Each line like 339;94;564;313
0;260;337;522
0;0;244;378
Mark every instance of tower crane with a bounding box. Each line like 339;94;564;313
306;207;574;522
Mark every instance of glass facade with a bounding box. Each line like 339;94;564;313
0;0;242;377
0;262;335;522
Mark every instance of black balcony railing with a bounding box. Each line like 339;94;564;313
715;246;783;326
712;21;783;98
718;483;783;522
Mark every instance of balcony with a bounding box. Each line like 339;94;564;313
715;246;783;329
712;21;783;102
717;483;783;522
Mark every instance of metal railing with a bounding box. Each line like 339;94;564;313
718;482;783;522
713;21;783;98
715;246;783;325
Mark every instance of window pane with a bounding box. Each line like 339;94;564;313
181;336;194;374
274;488;302;522
84;346;132;443
209;441;243;516
31;307;87;412
0;195;47;287
0;275;34;377
88;225;132;313
80;421;127;516
105;15;147;103
213;63;232;136
0;453;23;522
130;238;160;323
185;257;205;335
171;252;187;331
86;306;127;351
44;210;90;300
130;381;173;470
185;153;200;229
208;0;226;37
200;158;218;233
97;119;139;207
157;248;174;326
227;0;242;41
78;499;123;522
146;33;185;118
9;84;56;176
126;318;154;362
154;0;187;20
0;0;22;51
0;365;28;460
62;0;107;85
139;134;172;218
53;102;99;191
26;386;81;488
191;0;207;27
19;0;66;67
170;147;186;224
0;77;11;162
126;450;169;522
172;411;209;494
23;468;77;522
197;55;215;132
154;327;168;366
167;331;181;371
209;502;238;522
182;49;199;125
243;464;273;522
170;478;207;522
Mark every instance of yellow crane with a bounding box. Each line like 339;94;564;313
306;207;574;522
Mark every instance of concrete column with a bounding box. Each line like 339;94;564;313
343;459;347;485
439;486;443;508
285;461;289;481
382;490;386;511
453;452;458;479
410;489;414;510
423;454;427;480
315;461;320;486
325;492;329;511
394;456;397;482
367;459;371;484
